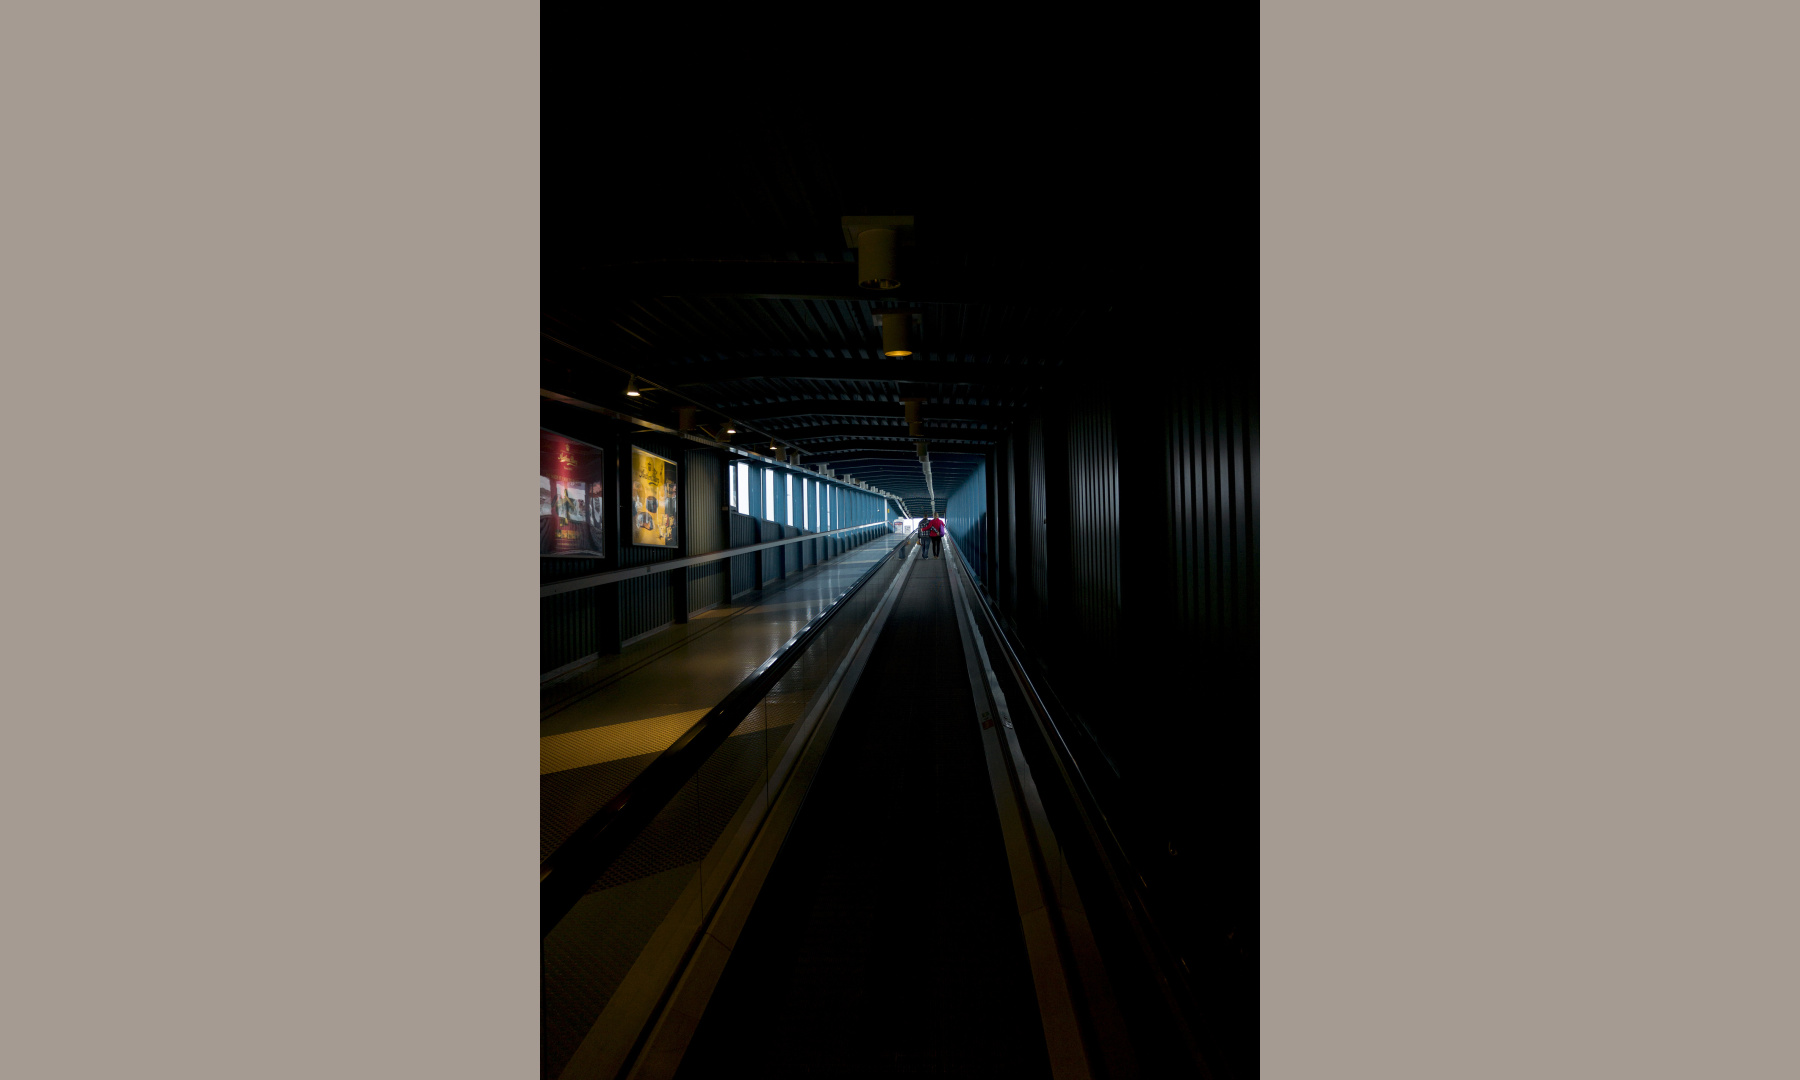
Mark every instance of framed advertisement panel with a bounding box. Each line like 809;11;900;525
630;445;680;548
541;429;605;557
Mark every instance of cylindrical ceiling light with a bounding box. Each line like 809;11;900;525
625;376;642;397
858;228;899;290
843;216;913;292
880;312;912;356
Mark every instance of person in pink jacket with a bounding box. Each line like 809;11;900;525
920;514;946;559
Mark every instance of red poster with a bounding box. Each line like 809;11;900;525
541;429;606;557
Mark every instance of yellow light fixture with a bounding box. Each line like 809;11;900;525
903;397;923;435
625;376;641;397
860;230;899;290
842;216;914;291
880;312;913;357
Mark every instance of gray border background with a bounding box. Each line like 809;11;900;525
1263;4;1800;1076
5;4;537;1076
5;3;1798;1077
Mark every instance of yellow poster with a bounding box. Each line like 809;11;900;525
631;446;680;547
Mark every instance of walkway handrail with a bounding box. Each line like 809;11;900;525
541;519;891;597
540;527;918;937
945;536;1208;1062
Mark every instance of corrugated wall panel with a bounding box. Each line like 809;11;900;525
1065;393;1121;652
540;587;597;674
685;450;726;614
1153;368;1258;1075
688;560;726;613
686;450;725;554
761;520;782;586
729;512;757;599
540;557;602;674
944;459;989;583
1025;419;1050;634
1169;375;1258;650
618;573;673;644
1000;432;1019;614
616;443;681;642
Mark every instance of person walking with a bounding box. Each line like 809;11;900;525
922;512;946;560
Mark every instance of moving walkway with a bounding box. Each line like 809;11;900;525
542;533;1214;1079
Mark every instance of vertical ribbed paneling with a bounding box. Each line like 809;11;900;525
1026;418;1050;628
537;465;917;667
616;443;680;642
1151;368;1259;1064
729;512;757;599
685;450;726;614
1168;374;1259;651
540;586;597;673
617;572;674;643
761;519;781;586
686;451;724;554
944;460;989;583
540;556;601;674
1065;392;1121;651
999;433;1018;613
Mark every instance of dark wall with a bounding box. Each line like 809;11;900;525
613;433;686;645
968;362;1258;1074
1064;389;1122;653
943;458;989;582
541;398;896;676
685;449;726;615
979;371;1258;783
728;512;758;600
540;576;600;676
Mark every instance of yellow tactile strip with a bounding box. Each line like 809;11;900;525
540;701;806;775
541;710;710;775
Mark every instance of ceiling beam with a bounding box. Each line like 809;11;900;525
768;419;995;436
667;358;1061;388
545;335;1061;395
795;428;1000;444
839;459;985;468
549;258;1127;307
725;400;1030;423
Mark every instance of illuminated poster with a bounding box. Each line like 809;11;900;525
631;445;680;548
541;429;605;557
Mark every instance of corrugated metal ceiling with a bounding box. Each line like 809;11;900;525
541;134;1122;508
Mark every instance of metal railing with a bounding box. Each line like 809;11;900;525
945;535;1209;1070
541;519;892;598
